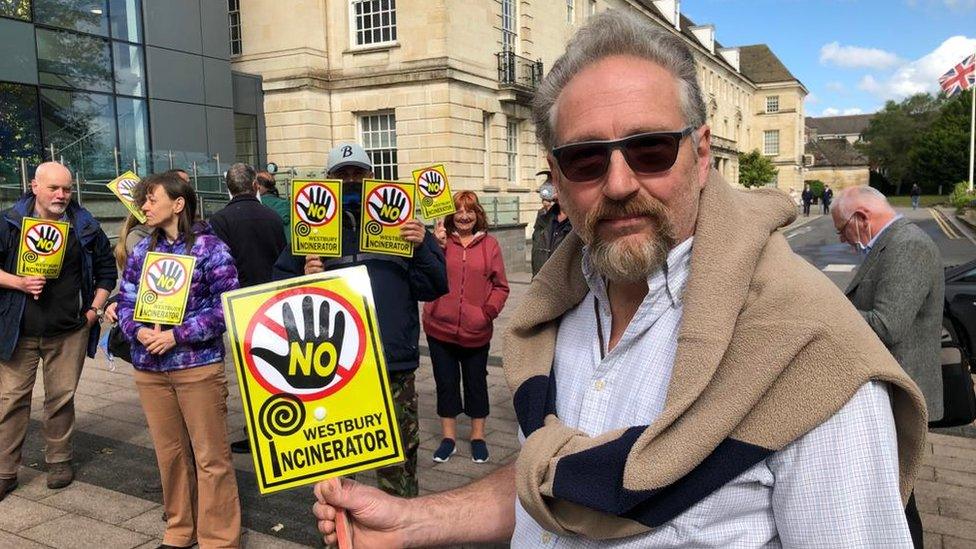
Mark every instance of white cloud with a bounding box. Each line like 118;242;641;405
825;81;846;93
806;92;820;104
822;107;841;116
820;42;902;70
843;108;864;115
907;0;976;9
857;35;976;100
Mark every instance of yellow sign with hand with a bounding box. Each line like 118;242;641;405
291;179;342;257
359;180;415;258
412;164;455;219
221;266;402;494
133;252;196;325
17;217;69;278
106;171;147;223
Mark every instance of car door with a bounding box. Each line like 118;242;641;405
945;261;976;356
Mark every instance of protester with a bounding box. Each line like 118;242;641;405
822;184;834;214
313;11;926;547
273;143;447;498
910;183;922;210
118;172;242;548
530;171;572;276
0;162;116;500
833;185;943;548
423;191;509;464
801;182;814;217
255;170;290;243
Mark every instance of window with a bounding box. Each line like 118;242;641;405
40;88;118;180
352;0;397;47
0;83;41;185
763;130;780;156
116;96;149;174
1;0;31;21
506;119;518;183
360;112;398;180
235;113;258;166
110;0;143;43
36;28;113;93
228;0;241;56
34;0;109;36
566;0;574;23
501;0;516;52
112;42;145;96
766;95;779;113
483;112;492;185
588;0;597;16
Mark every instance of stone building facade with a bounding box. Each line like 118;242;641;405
231;0;807;227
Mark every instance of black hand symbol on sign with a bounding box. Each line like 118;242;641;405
368;188;407;223
298;186;333;223
148;261;182;291
251;296;346;389
27;226;58;252
422;171;443;194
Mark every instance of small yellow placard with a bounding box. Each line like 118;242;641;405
133;252;196;325
359;180;415;258
17;217;69;278
221;266;403;494
106;171;147;223
291;179;342;257
413;164;455;219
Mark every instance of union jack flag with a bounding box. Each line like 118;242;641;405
939;53;976;97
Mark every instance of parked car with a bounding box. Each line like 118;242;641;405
943;258;976;363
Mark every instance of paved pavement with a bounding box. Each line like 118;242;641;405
2;205;976;548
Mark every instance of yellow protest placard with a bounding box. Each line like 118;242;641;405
291;179;342;257
17;217;69;278
413;164;455;219
133;252;196;325
359;180;415;258
106;171;147;223
221;266;402;494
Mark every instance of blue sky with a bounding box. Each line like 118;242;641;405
680;0;976;117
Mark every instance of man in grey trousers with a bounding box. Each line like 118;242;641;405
833;184;943;549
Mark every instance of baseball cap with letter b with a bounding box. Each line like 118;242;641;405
327;143;373;174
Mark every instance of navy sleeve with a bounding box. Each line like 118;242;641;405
272;247;305;281
407;231;448;302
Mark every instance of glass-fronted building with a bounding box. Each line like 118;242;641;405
0;0;264;204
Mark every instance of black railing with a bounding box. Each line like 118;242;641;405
497;51;543;90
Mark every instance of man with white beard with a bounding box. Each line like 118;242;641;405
311;11;927;548
0;162;116;499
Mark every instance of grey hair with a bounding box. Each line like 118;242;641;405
532;9;707;150
833;185;891;219
225;162;257;196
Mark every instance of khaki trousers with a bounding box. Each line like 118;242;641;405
0;326;89;478
134;363;241;549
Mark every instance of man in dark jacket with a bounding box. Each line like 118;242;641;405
210;163;287;288
0;162;116;500
273;143;448;497
531;172;572;276
801;183;814;217
822;184;834;215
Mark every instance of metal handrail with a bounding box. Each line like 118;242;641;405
496;51;543;89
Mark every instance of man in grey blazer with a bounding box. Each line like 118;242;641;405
833;185;943;548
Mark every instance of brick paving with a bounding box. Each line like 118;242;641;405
2;265;975;547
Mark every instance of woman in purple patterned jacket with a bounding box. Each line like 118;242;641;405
117;172;242;549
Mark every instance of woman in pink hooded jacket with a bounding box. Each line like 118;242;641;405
423;191;509;464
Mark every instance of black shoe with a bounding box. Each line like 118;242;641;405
230;438;251;454
432;438;456;463
471;439;490;463
46;461;73;489
0;476;17;501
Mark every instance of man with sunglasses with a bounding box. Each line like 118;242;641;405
833;184;943;548
312;11;925;548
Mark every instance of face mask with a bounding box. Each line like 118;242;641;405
852;217;873;256
342;182;362;206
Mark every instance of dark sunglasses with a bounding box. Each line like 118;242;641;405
551;127;696;182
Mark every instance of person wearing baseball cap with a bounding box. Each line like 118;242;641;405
271;143;448;498
530;169;572;276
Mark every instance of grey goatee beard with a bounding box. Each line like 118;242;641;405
580;194;677;283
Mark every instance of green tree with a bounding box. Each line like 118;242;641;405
858;93;943;194
738;149;778;188
907;90;971;194
805;179;825;198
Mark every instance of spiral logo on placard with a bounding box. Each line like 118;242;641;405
365;220;382;235
421;196;434;207
258;393;306;439
22;251;38;263
295;222;311;237
142;291;158;304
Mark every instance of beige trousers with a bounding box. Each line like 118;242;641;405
0;326;89;478
133;363;241;549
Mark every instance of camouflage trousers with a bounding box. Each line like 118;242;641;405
375;370;418;497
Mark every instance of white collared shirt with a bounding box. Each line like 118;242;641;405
511;239;912;548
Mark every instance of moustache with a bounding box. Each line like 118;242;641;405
584;194;670;236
